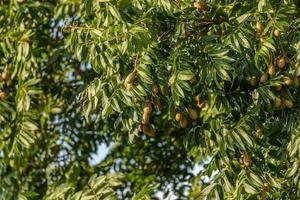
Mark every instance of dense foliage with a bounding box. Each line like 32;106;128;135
0;0;300;199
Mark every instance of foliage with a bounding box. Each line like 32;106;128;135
0;0;300;199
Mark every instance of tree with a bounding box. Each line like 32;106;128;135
0;0;300;199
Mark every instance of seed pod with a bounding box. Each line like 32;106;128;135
255;128;263;139
250;76;257;86
187;107;198;120
274;29;281;37
162;86;169;96
0;91;6;100
274;97;281;108
282;98;293;108
256;21;264;34
260;73;268;83
124;71;136;87
243;152;252;167
151;84;159;95
275;85;282;91
142;112;150;124
277;56;285;69
143;101;152;114
180;116;188;128
267;64;275;76
193;2;206;12
283;76;292;86
175;112;183;121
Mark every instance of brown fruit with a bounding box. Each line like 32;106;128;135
124;71;136;87
6;79;12;86
142;124;156;137
154;98;161;112
256;21;264;34
255;128;263;139
295;77;300;87
282;99;293;108
151;84;159;95
274;29;281;37
142;112;150;124
175;112;183;122
193;2;206;12
180;116;188;128
275;85;282;91
283;76;292;86
274;97;281;108
143;101;152;114
162;86;169;96
250;76;257;86
267;64;275;76
260;73;268;83
0;91;6;100
288;60;296;69
277;56;285;69
243;152;252;167
187;107;198;120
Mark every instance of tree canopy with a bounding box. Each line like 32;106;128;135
0;0;300;199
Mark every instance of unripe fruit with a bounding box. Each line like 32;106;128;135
151;84;159;95
256;21;264;34
180;116;188;128
274;97;281;108
243;152;252;167
277;56;285;69
175;112;183;121
274;29;281;37
0;91;6;100
267;64;275;76
193;2;206;12
255;128;263;139
162;86;169;96
250;76;257;86
282;98;293;108
187;107;198;120
260;73;268;83
124;71;136;87
283;76;292;86
275;85;282;91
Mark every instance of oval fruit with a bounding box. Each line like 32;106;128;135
267;64;275;76
294;77;300;87
274;97;281;108
274;29;281;37
250;76;257;86
283;76;292;86
260;73;268;83
142;112;150;124
282;98;293;108
277;57;285;69
187;108;198;120
243;152;252;167
180;117;188;128
0;91;6;100
162;86;169;96
256;21;264;34
275;85;282;91
151;84;159;95
1;70;9;81
175;112;183;121
154;98;161;112
288;60;296;69
255;128;263;139
193;2;206;12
